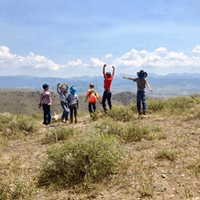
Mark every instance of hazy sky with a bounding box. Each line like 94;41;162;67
0;0;200;77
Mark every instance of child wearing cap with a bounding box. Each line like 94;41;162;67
39;83;52;125
123;70;152;115
57;83;69;122
85;83;100;116
68;86;79;123
102;64;115;112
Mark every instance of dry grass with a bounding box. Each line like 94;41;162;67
1;95;200;199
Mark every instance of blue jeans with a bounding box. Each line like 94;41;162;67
61;101;69;120
137;91;146;112
102;90;112;111
88;103;96;113
43;104;51;125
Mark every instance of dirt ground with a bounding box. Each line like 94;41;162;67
1;112;200;199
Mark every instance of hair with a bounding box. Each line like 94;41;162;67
42;83;49;90
89;83;94;88
106;72;111;78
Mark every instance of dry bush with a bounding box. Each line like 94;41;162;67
0;114;39;139
43;126;77;144
187;158;200;177
38;134;123;189
155;148;178;161
106;106;135;122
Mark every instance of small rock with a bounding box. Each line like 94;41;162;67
161;174;166;178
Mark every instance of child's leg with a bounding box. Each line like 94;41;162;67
47;105;51;124
141;91;146;114
107;91;112;109
137;91;142;113
102;91;107;111
43;104;47;124
74;106;77;123
88;103;92;113
61;102;68;120
70;107;73;123
61;102;69;120
93;103;96;112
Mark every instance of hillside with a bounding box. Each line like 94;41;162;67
1;95;200;199
0;90;135;114
1;73;200;97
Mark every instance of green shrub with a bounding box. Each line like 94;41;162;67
96;120;124;137
15;115;38;132
147;98;165;112
0;179;10;200
32;112;43;120
96;120;151;142
38;134;123;188
44;127;76;143
0;114;13;131
107;106;134;122
122;123;150;142
11;180;35;199
165;96;193;113
155;148;177;161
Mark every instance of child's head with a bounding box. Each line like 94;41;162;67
106;72;111;78
42;83;49;90
89;83;94;89
59;84;66;92
137;70;147;79
70;86;77;95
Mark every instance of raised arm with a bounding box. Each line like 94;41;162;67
122;76;135;81
112;66;115;77
146;80;152;91
103;64;106;75
57;83;61;94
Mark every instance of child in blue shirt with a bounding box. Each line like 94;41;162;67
68;86;79;123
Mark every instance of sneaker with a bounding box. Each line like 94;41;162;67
142;111;146;115
138;111;142;115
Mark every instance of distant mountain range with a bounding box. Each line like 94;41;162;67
0;73;200;97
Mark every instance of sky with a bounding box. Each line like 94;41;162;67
0;0;200;77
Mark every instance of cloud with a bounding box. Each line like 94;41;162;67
68;59;88;68
2;45;200;75
105;53;113;59
90;57;105;68
0;46;61;70
114;46;200;73
192;45;200;54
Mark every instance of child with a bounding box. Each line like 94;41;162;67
39;83;52;125
102;64;115;112
123;70;152;115
85;83;100;116
57;83;69;122
68;86;79;123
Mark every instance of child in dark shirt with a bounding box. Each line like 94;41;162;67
123;70;152;115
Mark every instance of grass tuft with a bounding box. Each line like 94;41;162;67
43;127;76;143
155;148;177;161
106;106;134;122
38;134;123;188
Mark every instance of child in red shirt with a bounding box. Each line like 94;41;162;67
102;64;115;112
85;83;100;116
